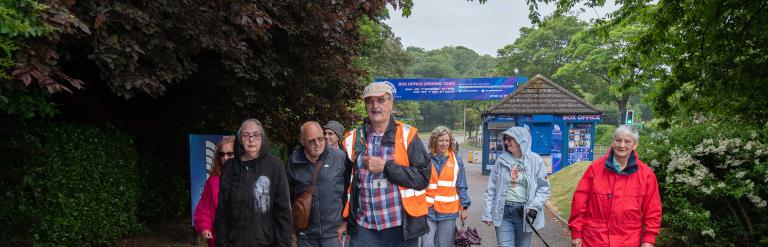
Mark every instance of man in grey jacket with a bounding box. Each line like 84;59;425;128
287;121;350;247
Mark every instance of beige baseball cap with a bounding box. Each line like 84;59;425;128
362;82;394;99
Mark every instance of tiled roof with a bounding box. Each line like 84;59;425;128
483;75;602;115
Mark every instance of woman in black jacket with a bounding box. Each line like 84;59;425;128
215;118;293;247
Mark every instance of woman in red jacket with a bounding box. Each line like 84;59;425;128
568;125;661;247
194;136;235;247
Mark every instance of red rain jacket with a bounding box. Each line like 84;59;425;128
568;149;662;246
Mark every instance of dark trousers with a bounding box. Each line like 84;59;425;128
297;236;342;247
349;224;417;247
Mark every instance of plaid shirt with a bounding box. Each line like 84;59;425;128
355;133;403;230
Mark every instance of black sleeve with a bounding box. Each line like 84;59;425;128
342;152;354;207
383;134;431;190
273;160;293;247
214;160;234;247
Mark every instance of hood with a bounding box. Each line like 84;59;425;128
233;123;271;167
502;126;532;154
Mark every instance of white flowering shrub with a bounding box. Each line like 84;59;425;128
639;123;768;246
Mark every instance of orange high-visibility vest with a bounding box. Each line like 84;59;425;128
341;121;428;218
426;151;461;213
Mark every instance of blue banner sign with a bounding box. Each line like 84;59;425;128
376;77;527;101
189;134;225;227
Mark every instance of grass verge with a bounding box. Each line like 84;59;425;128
548;161;591;222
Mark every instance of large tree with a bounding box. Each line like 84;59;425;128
5;0;413;144
555;24;658;124
528;0;768;125
495;15;588;90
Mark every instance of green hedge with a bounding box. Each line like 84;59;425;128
0;119;142;245
638;123;768;246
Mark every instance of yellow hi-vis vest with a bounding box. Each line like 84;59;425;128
341;121;428;218
426;151;461;214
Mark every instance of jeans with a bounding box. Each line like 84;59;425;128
495;202;532;247
422;219;456;247
349;224;418;247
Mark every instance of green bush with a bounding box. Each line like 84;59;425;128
594;124;617;145
134;131;191;221
638;123;768;246
0;119;142;245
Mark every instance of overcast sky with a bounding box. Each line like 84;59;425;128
384;0;619;57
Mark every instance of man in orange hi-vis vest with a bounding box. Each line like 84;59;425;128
335;81;431;247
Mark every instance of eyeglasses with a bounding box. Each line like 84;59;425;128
364;96;391;105
241;132;263;142
306;137;326;146
218;151;235;158
324;131;337;137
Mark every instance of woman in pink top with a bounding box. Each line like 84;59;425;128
194;136;235;246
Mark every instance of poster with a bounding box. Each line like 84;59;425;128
567;123;592;164
550;123;563;173
189;134;226;227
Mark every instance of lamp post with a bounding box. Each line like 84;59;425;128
463;103;467;137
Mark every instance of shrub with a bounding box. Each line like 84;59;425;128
594;124;617;145
134;131;192;221
0;119;142;245
638;123;768;246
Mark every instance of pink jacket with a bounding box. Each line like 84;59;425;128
194;175;220;247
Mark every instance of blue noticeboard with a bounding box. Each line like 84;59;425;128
376;77;528;101
189;134;225;227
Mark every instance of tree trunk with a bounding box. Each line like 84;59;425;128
617;94;630;125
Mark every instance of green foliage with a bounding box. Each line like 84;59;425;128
6;0;414;145
356;15;413;80
495;15;587;88
0;0;59;118
0;0;51;38
555;23;656;124
528;0;768;125
0;118;142;245
416;101;463;131
133;131;191;221
0;86;58;118
638;123;768;246
594;124;616;145
407;46;496;78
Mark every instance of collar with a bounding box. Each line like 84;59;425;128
290;145;327;164
363;117;397;144
605;148;639;175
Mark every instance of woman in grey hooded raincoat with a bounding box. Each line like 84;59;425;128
482;126;550;247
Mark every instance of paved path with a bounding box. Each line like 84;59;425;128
422;133;571;247
463;161;571;247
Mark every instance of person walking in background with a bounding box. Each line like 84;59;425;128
324;120;345;150
214;118;292;247
568;125;661;247
194;136;235;247
287;121;349;247
422;126;471;247
482;126;550;247
337;82;431;247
